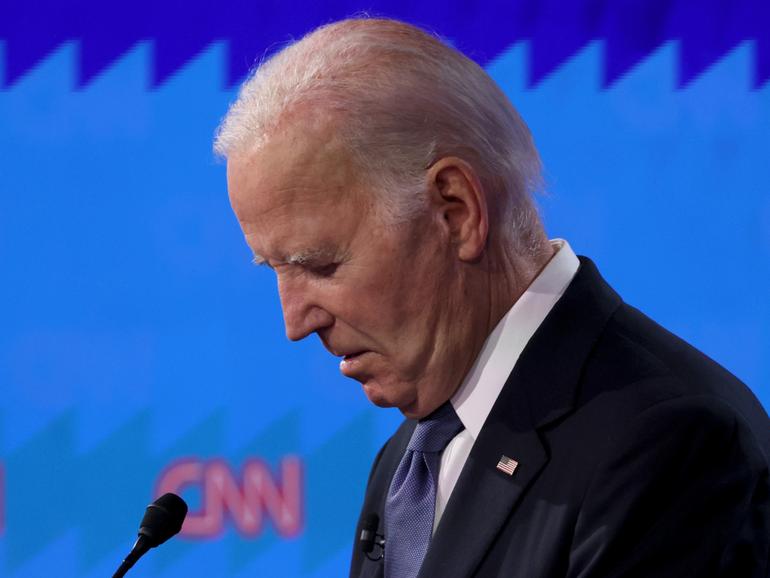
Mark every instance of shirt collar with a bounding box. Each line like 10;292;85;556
450;239;580;439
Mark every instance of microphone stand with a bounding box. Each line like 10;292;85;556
112;536;150;578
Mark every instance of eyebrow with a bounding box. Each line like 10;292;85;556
250;248;335;268
286;248;335;266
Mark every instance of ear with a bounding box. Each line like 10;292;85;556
427;157;489;262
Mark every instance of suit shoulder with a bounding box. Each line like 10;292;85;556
573;302;770;459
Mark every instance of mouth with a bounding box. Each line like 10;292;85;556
338;350;369;376
342;351;366;361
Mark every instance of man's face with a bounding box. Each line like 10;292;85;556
227;124;475;418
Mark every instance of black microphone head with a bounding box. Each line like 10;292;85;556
138;493;188;547
359;513;379;554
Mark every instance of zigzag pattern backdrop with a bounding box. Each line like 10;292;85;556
2;0;770;87
1;2;769;577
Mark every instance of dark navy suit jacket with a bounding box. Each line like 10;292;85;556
350;258;770;578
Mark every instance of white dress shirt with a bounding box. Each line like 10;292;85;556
433;239;580;531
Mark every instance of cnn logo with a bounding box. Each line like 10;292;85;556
156;456;303;539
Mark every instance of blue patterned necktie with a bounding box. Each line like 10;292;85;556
384;402;465;578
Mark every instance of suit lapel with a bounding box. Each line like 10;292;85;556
360;558;384;578
418;421;547;577
417;258;622;577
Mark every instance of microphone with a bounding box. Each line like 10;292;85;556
359;512;385;561
112;493;188;578
359;513;379;553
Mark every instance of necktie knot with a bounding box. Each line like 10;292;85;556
408;402;464;454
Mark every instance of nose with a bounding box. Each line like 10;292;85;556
276;274;334;341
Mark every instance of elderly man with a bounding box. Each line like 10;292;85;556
216;18;770;578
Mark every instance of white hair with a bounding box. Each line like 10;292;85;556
214;18;546;256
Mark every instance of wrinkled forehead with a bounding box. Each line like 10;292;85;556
226;120;367;220
225;129;383;271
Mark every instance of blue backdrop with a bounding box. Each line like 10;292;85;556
1;2;768;576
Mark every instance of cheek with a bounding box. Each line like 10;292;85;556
345;234;447;345
375;282;440;357
338;284;420;353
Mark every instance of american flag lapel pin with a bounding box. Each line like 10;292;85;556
496;455;518;476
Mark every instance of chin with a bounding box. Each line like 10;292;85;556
398;398;435;420
361;380;415;414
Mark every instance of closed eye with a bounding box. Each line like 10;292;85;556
308;262;339;277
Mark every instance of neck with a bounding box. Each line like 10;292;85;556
484;236;555;335
441;235;553;407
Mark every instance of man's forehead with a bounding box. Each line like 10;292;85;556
226;119;376;269
227;130;363;213
239;197;345;257
231;112;351;171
